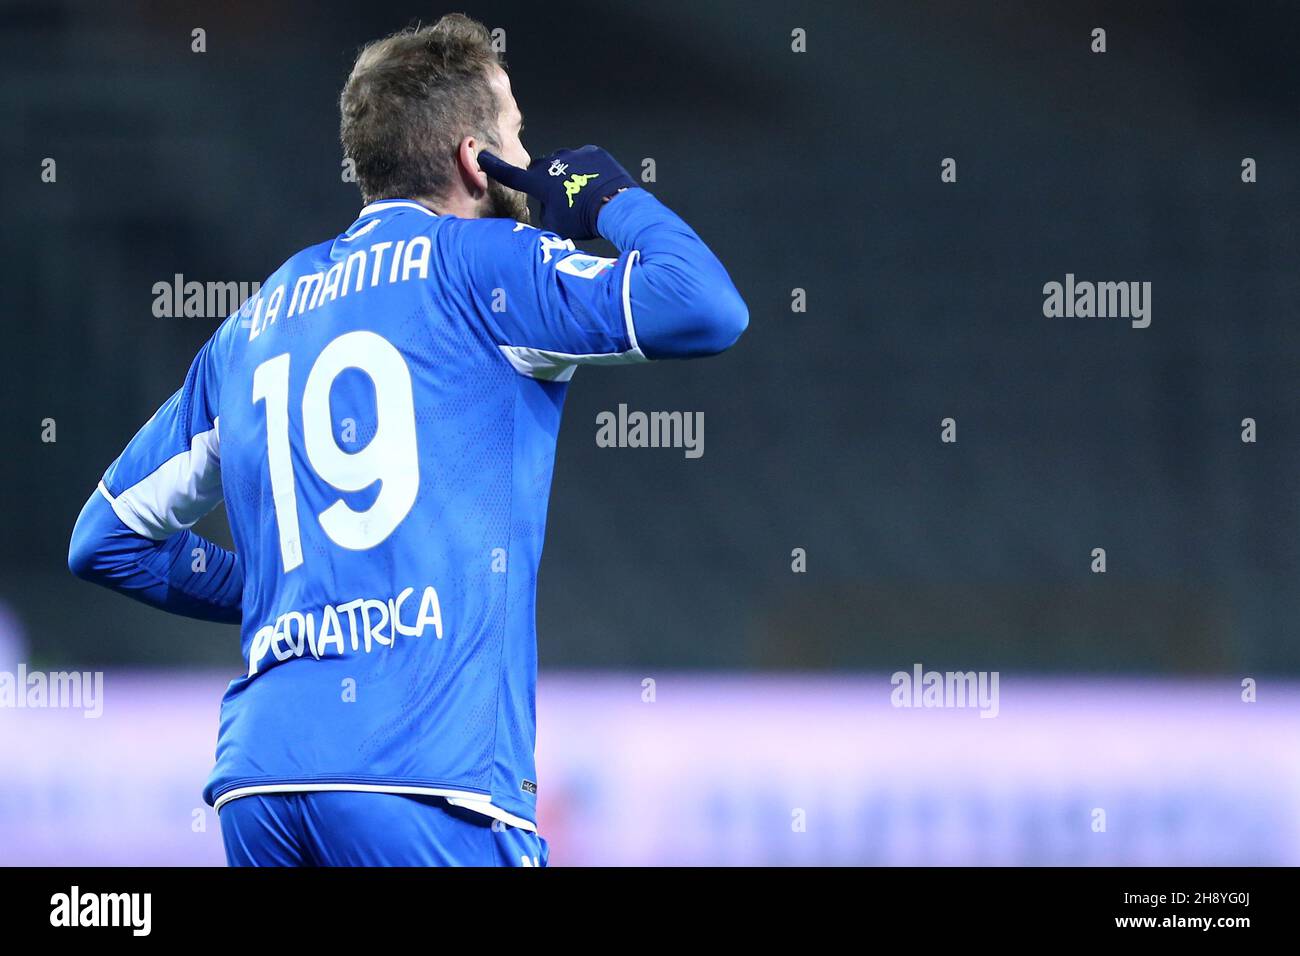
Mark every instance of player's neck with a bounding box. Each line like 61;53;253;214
413;192;482;220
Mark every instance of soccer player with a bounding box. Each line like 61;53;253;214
67;14;747;866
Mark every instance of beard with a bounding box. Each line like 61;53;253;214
485;178;530;222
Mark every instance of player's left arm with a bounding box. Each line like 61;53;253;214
68;323;242;624
466;145;748;377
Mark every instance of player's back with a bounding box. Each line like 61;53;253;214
209;199;561;828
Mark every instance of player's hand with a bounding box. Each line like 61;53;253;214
479;145;638;241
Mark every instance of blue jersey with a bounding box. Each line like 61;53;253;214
73;190;747;831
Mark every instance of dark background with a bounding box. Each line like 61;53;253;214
3;0;1298;673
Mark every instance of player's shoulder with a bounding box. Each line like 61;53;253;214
442;215;575;266
441;213;534;247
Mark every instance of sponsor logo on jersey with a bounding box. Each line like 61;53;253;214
246;585;444;677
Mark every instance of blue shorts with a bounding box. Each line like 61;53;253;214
218;791;549;867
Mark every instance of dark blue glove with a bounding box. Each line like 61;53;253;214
479;145;638;240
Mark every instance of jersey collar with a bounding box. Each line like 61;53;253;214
357;199;441;218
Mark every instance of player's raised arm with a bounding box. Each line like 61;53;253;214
475;145;748;366
68;322;242;623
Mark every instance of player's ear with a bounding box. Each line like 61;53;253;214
458;136;488;198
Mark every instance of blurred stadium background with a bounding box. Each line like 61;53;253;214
3;0;1299;864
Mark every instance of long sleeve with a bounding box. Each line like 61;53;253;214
452;186;747;381
597;188;749;359
69;318;243;624
69;488;242;623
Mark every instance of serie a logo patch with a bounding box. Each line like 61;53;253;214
555;253;616;279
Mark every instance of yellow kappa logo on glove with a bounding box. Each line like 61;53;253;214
563;172;600;207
